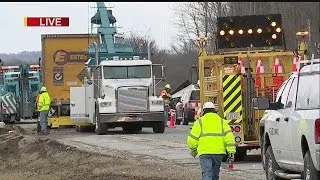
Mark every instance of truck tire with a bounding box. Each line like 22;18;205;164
95;107;107;135
261;135;266;170
153;121;165;133
235;148;247;161
303;150;320;180
175;119;182;125
10;115;15;124
182;111;189;125
265;146;283;180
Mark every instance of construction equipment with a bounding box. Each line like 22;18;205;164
0;64;42;123
69;2;165;134
195;14;297;161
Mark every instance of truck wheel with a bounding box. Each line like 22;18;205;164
36;121;41;132
175;119;182;125
265;146;283;180
182;111;189;125
95;107;107;135
261;136;266;170
153;121;165;133
303;150;320;180
95;120;108;135
10;115;15;123
235;148;247;161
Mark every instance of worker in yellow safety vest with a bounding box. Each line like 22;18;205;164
160;84;172;125
37;86;51;135
187;102;236;180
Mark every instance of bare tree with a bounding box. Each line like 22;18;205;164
171;2;230;54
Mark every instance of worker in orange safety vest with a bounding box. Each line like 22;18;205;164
160;84;172;126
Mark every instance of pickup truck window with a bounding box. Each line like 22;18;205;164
296;75;312;109
309;74;320;109
277;78;294;107
275;80;288;103
285;78;298;108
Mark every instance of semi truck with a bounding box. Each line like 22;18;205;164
70;59;165;134
195;14;296;161
70;2;166;134
41;34;97;128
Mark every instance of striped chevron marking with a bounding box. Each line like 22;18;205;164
222;75;243;124
1;94;17;114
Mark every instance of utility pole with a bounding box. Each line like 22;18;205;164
307;19;312;54
204;2;208;37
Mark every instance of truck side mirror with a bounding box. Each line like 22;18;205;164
252;97;270;110
161;65;165;81
152;64;165;81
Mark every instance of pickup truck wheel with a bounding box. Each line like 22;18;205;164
303;150;320;180
261;136;266;170
153;121;165;133
182;111;189;125
265;146;283;180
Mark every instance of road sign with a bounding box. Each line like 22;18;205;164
53;67;63;86
77;68;88;83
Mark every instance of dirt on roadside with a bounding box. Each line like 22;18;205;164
0;125;200;180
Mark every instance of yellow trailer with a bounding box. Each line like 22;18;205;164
41;34;97;128
197;47;294;160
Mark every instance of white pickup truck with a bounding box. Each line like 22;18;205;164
254;57;320;180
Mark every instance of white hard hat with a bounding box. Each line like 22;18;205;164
203;102;215;109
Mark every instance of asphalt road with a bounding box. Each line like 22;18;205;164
17;120;266;180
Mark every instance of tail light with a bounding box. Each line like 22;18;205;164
315;118;320;144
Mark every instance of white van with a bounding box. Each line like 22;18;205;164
254;56;320;180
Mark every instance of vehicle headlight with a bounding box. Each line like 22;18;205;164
151;100;163;105
100;101;111;107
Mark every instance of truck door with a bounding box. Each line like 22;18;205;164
70;87;89;124
272;77;295;167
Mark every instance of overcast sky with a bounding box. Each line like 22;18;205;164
0;2;178;53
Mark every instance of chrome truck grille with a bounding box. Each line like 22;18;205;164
117;87;148;113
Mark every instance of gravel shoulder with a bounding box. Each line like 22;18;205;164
0;124;264;180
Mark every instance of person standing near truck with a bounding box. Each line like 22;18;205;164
187;102;236;180
160;84;172;126
37;86;51;134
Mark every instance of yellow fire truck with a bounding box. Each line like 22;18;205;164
195;14;297;160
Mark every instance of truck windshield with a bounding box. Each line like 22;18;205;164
103;65;151;79
190;90;200;100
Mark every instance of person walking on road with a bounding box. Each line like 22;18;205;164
37;86;51;135
187;102;236;180
160;84;172;126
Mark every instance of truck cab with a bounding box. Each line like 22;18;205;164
256;57;320;179
70;58;166;135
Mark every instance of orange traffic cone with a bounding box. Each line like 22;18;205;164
168;110;176;128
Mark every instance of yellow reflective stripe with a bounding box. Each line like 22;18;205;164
189;133;199;140
225;143;236;147
199;117;203;136
200;133;224;137
220;118;224;134
224;130;232;135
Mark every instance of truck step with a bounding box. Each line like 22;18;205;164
274;170;301;179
